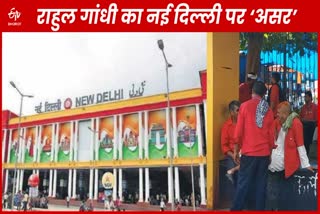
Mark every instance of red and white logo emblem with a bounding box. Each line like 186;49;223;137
8;8;21;21
64;98;72;109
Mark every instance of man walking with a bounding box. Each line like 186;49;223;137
231;81;275;210
66;195;70;208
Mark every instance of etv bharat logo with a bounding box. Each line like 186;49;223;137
8;8;22;26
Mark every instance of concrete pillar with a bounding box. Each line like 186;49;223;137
172;107;178;157
19;169;24;192
33;127;39;163
206;32;239;209
203;100;207;142
139;112;143;159
95;119;99;161
166;107;174;205
89;169;93;199
53;169;57;197
166;108;171;159
113;168;117;201
22;128;26;163
7;130;12;163
118;168;122;201
119;115;123;160
90;119;94;161
200;164;206;206
139;168;143;202
74;121;78;162
49;169;53;197
16;169;20;192
196;104;204;156
144;111;148;159
113;115;118;160
18;129;24;164
2;129;7;164
174;167;180;201
145;168;150;203
4;170;9;193
72;169;77;199
70;122;74;161
68;169;72;198
51;125;55;162
37;126;42;164
167;167;173;204
94;169;98;200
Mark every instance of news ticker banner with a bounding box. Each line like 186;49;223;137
0;0;318;32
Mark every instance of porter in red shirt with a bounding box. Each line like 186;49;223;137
234;95;275;156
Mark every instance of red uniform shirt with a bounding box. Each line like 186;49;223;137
274;118;304;178
270;84;280;117
239;83;252;103
300;102;318;122
234;95;275;156
221;118;236;155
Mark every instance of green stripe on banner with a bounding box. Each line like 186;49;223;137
178;137;199;157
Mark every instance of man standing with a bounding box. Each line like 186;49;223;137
231;81;275;210
267;72;282;118
160;198;166;211
221;100;241;185
300;91;318;154
66;195;70;208
3;192;8;209
268;101;313;210
22;191;29;211
300;91;318;122
239;73;257;103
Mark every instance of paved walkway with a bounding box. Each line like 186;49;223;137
3;203;210;211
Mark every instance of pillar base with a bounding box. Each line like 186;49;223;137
200;204;207;208
137;201;147;206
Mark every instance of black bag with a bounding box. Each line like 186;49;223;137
267;84;286;104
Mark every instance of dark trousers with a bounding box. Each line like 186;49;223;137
303;121;316;154
23;201;28;211
266;171;295;210
221;156;239;189
231;155;269;211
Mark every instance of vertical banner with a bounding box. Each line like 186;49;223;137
148;110;167;159
24;127;36;163
10;129;19;163
122;113;139;160
176;106;198;157
58;122;71;162
98;117;114;161
40;124;53;163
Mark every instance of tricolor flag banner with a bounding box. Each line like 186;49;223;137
0;0;319;213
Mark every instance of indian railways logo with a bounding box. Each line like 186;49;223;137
8;8;22;26
64;98;72;109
